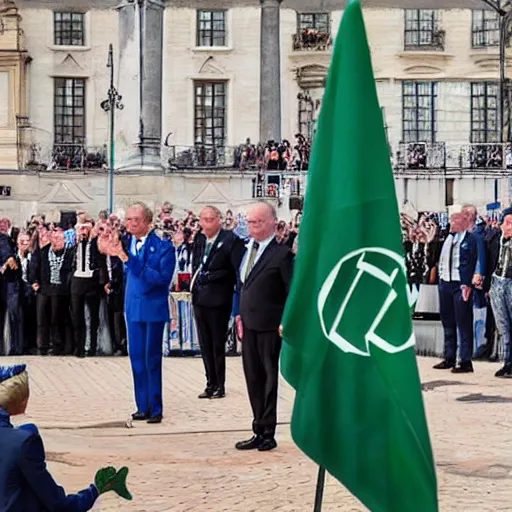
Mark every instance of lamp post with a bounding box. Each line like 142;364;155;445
101;44;123;213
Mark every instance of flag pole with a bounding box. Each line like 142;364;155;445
313;466;326;512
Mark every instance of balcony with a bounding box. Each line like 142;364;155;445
459;143;512;170
165;145;235;169
393;141;512;175
164;137;311;172
395;142;446;171
20;143;108;172
292;29;332;52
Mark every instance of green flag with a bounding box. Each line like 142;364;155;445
280;1;438;511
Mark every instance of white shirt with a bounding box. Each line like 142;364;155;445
439;231;466;282
130;235;147;256
240;235;275;283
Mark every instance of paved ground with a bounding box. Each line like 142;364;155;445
2;355;512;511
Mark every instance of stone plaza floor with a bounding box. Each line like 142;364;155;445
2;355;512;511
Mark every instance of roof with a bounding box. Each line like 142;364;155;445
13;0;496;10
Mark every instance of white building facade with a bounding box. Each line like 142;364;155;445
0;0;509;221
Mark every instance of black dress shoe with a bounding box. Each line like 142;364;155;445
495;364;512;378
433;360;455;370
211;388;225;399
235;435;263;450
452;362;474;374
131;412;149;421
147;415;162;424
198;389;214;399
258;438;277;452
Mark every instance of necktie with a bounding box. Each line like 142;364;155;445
244;242;260;281
135;239;143;254
203;241;213;263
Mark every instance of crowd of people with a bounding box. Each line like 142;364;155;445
402;203;512;377
0;203;300;358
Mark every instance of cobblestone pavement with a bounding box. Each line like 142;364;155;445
3;355;512;511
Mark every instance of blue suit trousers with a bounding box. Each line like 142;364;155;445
439;280;474;365
127;321;165;418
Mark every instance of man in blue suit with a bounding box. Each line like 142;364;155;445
0;364;132;511
106;202;175;424
434;211;478;373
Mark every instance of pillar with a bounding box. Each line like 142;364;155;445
259;0;282;143
117;0;164;171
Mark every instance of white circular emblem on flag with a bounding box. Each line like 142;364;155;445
317;247;416;357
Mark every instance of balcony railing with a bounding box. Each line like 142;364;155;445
395;142;446;170
165;145;235;168
292;29;332;51
164;139;311;172
459;143;511;170
21;143;108;171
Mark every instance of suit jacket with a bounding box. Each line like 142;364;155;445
29;245;75;296
235;238;294;332
0;409;98;512
71;237;105;283
123;230;176;323
441;231;478;287
191;229;245;308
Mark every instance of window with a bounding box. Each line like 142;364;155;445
196;10;226;47
445;178;454;207
402;81;437;142
54;12;85;46
194;81;226;148
404;10;442;49
298;13;330;32
472;10;499;47
298;92;314;140
54;78;85;144
471;82;499;143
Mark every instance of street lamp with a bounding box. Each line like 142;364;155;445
100;43;124;214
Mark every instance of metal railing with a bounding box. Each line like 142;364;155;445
20;142;108;172
292;30;332;51
165;145;235;168
395;142;446;170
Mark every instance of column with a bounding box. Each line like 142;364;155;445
115;0;139;167
259;0;282;143
117;0;165;171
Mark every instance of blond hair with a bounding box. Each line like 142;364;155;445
0;371;29;413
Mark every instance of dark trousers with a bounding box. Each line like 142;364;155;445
242;328;282;438
108;293;127;354
36;294;68;354
127;320;165;418
71;288;101;356
8;282;36;356
439;280;473;365
194;304;232;391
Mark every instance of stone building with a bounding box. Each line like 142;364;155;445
0;0;508;223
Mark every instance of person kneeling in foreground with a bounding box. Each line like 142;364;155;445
0;364;132;511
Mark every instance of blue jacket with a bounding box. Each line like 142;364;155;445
457;231;479;287
0;409;98;511
472;223;487;277
123;231;176;323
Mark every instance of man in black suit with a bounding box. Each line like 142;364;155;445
192;206;245;399
234;201;294;452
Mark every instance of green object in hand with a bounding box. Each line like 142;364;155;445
95;466;133;501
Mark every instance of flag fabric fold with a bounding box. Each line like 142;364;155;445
280;1;438;510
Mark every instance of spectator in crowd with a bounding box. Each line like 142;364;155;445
30;225;75;356
434;212;478;373
488;207;512;377
191;206;245;399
